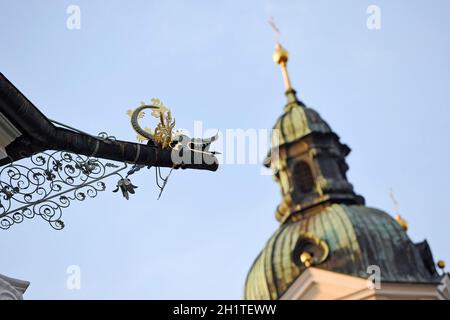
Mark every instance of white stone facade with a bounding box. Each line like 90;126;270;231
0;274;30;300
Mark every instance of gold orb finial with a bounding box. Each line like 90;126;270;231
300;251;313;268
437;260;446;270
390;190;408;231
395;214;409;231
273;43;289;65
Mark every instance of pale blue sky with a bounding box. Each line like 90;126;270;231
0;0;449;299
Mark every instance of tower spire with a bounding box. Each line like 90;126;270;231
269;19;299;106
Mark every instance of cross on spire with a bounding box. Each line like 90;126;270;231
269;18;293;92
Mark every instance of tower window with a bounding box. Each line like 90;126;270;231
293;161;314;193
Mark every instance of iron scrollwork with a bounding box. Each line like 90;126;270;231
0;150;128;230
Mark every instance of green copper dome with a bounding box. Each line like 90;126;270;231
271;89;331;148
244;204;439;300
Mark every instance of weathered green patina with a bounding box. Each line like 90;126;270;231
244;204;439;300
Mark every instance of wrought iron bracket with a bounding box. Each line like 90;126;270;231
0;150;134;230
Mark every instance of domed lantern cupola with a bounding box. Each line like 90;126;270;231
266;42;364;223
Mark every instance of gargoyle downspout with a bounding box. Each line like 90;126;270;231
0;73;218;171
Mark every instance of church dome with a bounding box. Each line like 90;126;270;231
244;204;439;300
271;90;332;148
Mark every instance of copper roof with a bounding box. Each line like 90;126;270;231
245;204;440;300
271;89;332;149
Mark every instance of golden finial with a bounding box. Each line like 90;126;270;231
395;214;408;231
390;189;408;231
269;18;293;92
300;251;313;268
437;260;446;271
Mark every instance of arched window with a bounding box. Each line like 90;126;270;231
293;161;314;193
